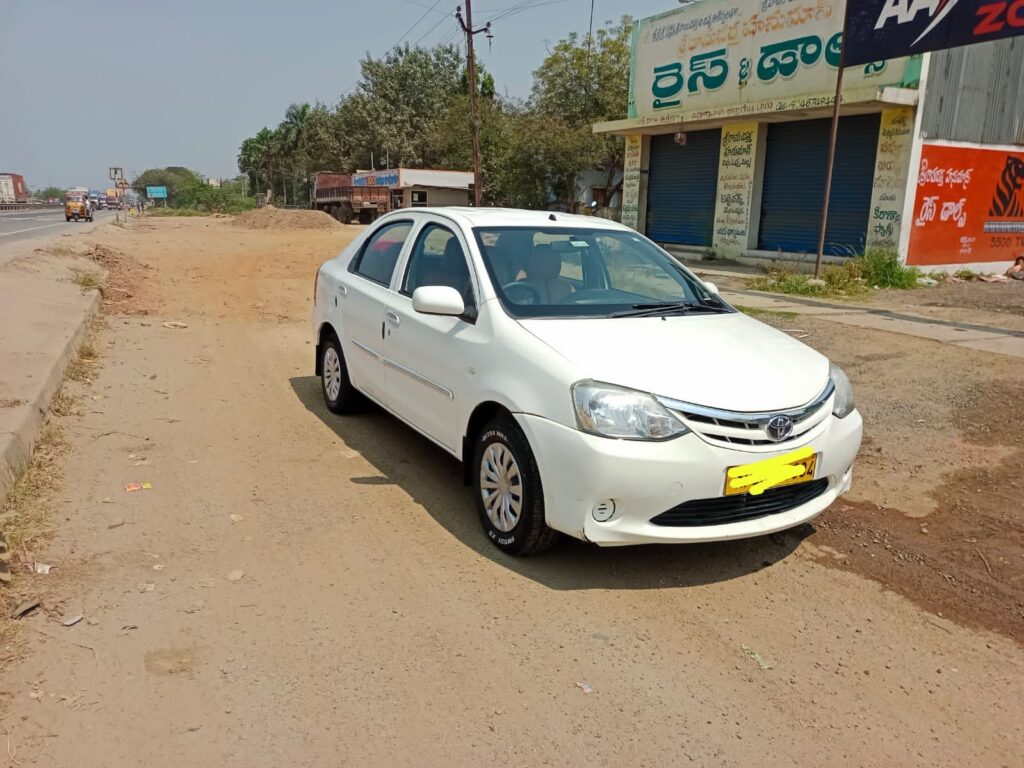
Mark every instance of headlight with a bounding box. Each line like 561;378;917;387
572;381;689;440
830;363;855;418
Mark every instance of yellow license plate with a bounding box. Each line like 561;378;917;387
724;450;818;496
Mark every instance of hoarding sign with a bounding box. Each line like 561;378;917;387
631;0;907;120
907;143;1024;266
845;1;1024;67
353;170;399;187
146;186;168;199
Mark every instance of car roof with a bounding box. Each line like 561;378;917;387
385;206;632;232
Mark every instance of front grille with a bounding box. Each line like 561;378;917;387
650;478;829;527
657;381;835;450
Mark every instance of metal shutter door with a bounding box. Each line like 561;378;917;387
758;114;880;255
646;129;722;246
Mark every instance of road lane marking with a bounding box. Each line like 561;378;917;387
0;222;69;237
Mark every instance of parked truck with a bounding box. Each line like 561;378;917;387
0;173;29;204
310;171;391;224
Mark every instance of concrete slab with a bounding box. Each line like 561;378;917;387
723;292;863;316
0;252;103;505
819;312;1008;343
951;336;1024;359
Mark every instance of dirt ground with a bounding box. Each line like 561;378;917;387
0;214;1022;767
862;279;1024;332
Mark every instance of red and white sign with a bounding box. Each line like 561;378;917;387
907;143;1024;266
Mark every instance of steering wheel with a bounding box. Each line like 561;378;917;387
502;281;541;304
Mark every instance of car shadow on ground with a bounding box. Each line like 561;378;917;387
290;376;809;591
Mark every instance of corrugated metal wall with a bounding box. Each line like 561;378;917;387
921;38;1024;145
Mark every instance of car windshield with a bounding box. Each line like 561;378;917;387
473;226;730;319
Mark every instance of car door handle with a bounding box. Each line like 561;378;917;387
338;284;348;296
385;311;400;326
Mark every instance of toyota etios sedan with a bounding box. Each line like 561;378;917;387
312;208;862;555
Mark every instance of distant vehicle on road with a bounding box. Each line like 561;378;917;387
65;188;93;222
0;173;28;204
311;208;862;554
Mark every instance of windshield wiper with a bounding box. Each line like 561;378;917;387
611;301;713;318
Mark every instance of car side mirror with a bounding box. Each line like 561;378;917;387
703;281;720;296
412;285;466;317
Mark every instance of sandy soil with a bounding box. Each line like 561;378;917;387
0;215;1022;767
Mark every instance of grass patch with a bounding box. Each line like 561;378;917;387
65;338;99;383
859;247;920;289
72;270;105;293
50;389;78;417
0;421;69;556
144;207;210;217
750;248;921;298
734;305;799;320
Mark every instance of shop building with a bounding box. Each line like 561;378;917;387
312;168;473;223
595;1;1024;272
352;168;474;209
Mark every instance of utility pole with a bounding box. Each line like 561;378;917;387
457;3;490;207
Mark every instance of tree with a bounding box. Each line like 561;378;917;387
341;43;464;168
278;102;311;204
531;16;632;204
34;186;65;200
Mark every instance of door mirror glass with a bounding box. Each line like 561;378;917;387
412;286;466;317
703;280;719;296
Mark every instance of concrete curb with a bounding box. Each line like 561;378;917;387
0;287;101;507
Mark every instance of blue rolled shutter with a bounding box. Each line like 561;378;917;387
758;114;880;255
646;129;721;246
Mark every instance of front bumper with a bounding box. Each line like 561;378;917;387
515;410;862;546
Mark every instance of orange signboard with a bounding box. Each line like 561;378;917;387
907;144;1024;266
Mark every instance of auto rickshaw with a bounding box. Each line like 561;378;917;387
65;192;93;222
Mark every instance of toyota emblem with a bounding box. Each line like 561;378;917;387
766;415;794;443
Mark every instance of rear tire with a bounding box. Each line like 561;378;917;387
473;416;557;556
320;334;361;414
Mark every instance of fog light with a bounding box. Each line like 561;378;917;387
592;500;616;522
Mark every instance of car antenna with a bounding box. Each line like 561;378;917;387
549;213;557;221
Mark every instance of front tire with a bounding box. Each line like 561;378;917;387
320;334;360;414
473;417;557;556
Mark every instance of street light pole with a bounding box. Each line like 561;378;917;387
457;2;490;207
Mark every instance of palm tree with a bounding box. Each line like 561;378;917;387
237;137;262;195
279;103;310;205
252;127;278;202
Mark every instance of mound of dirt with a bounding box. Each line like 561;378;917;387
231;206;342;231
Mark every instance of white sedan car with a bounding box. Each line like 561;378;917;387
312;207;862;555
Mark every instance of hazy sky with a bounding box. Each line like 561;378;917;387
1;0;673;190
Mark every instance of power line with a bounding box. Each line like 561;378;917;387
413;4;462;46
397;0;447;46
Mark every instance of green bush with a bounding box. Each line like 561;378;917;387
857;247;920;289
751;248;920;297
751;261;866;298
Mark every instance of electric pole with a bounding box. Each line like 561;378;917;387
456;3;490;207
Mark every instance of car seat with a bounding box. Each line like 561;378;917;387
524;244;572;304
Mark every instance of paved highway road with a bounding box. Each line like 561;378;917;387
0;207;117;248
0;208;118;268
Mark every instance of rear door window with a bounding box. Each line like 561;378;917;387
351;221;413;286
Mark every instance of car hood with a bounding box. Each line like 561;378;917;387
518;312;829;411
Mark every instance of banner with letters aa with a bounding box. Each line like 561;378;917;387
845;1;1024;67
